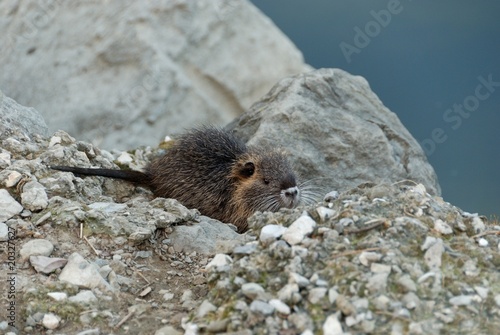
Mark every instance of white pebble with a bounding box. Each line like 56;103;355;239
42;313;60;330
21;181;49;211
196;300;217;318
324;191;340;202
449;295;473;306
308;287;327;304
269;299;290;315
249;300;274;315
0;189;23;221
260;224;286;244
433;219;453;235
370;263;391;274
241;283;265;300
358;251;382;266
117;152;133;164
47;292;67;301
316;206;336;221
5;171;22;187
478;238;489;247
205;254;232;271
20;239;54;261
282;214;316;245
48;136;62;147
323;313;344;335
0;150;11;166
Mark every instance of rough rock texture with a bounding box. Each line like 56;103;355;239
188;182;500;334
0;96;497;334
0;90;48;140
227;68;441;196
0;0;309;149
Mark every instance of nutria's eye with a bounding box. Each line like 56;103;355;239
239;162;255;178
263;178;270;185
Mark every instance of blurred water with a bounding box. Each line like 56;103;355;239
251;0;500;218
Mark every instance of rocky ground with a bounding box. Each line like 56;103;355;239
1;128;500;335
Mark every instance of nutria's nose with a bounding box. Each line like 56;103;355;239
284;186;299;198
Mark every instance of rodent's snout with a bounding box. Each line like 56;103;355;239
281;186;301;208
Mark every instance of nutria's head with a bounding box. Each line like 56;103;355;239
229;149;301;230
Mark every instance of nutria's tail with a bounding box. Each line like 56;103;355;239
50;166;151;185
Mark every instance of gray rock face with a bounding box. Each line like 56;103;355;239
0;0;309;150
0;91;48;140
227;68;441;195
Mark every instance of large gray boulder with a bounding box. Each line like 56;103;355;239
227;68;441;195
0;0;309;150
0;90;48;140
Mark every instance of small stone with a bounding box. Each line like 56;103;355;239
449;295;473;306
402;292;420;309
0;150;11;166
69;290;98;304
205;254;232;271
42;313;60;330
260;224;287;244
328;288;339;304
5;171;22;187
433;219;453;235
197;300;217;318
48;136;62;147
366;273;389;293
324;191;340;202
478;238;489;247
471;216;486;233
241;283;265;300
423;238;444;270
336;295;355;316
21;181;48;211
154;325;182;335
278;283;301;304
396;275;417;292
494;294;500;307
249;300;274;315
282;214;316;245
462;259;480;277
47;292;68;301
373;295;391;310
30;255;67;274
269;299;290;315
181;289;193;303
233;242;258;255
135;250;152;258
59;252;113;291
117;152;133;164
308;287;327;304
0;189;23;221
20;239;54;261
370;263;391;274
316;206;336;221
474;286;489;299
0;222;8;242
162;292;174;301
358;251;382;266
88;202;127;213
323;313;344;335
289;272;310;287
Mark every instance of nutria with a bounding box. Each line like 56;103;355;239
51;127;301;232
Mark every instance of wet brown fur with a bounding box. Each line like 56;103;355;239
51;127;299;232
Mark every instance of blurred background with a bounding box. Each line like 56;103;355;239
251;0;500;219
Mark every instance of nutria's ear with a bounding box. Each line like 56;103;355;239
237;162;255;179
